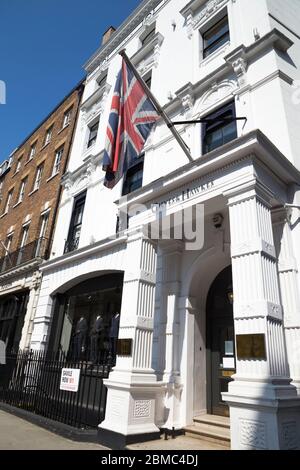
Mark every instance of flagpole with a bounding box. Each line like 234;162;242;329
119;50;193;163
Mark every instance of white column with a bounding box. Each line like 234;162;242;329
179;296;197;427
99;230;163;445
273;208;300;393
224;182;300;450
158;241;183;430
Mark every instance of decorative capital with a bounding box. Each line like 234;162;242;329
176;82;194;117
31;270;42;290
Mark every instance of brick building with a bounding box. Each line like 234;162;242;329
0;81;83;352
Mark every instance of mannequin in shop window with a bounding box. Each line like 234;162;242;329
72;316;88;360
90;314;104;363
109;312;120;361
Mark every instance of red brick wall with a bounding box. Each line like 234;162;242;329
0;83;83;260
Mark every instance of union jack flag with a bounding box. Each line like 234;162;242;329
103;58;159;188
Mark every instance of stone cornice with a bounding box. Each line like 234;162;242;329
84;0;165;74
225;28;293;67
81;83;111;111
161;28;293;116
131;32;164;67
61;152;102;193
39;235;127;273
0;259;41;283
116;130;300;210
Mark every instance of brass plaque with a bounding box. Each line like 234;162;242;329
117;339;133;356
222;370;235;378
236;334;266;360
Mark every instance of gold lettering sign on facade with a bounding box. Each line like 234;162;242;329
117;339;133;357
236;334;267;360
222;370;235;378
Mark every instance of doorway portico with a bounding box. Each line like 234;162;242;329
99;130;300;449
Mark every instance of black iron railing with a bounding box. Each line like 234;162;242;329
64;236;80;254
0;350;111;429
0;237;48;273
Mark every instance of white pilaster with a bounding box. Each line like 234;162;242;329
273;208;300;394
158;241;183;430
18;271;43;351
224;182;300;450
99;230;163;441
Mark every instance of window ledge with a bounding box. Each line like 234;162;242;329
58;123;70;135
28;188;39;197
47;172;59;182
40;142;51;151
12;171;20;178
0;212;7;219
13;201;22;208
199;41;230;68
24;157;34;167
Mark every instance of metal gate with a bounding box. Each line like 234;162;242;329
0;350;112;429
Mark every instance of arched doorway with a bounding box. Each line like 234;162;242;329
206;266;235;416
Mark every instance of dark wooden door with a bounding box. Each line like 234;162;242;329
206;266;235;417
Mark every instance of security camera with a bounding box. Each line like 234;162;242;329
212;213;224;229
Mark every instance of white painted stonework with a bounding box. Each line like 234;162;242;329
30;0;300;449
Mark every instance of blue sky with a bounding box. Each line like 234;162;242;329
0;0;142;163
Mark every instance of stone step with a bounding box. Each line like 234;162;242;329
193;414;230;429
184;422;231;448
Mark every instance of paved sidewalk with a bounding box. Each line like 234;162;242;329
0;410;107;450
127;435;228;451
0;410;228;450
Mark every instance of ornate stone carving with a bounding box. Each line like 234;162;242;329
232;57;248;87
143;11;155;26
133;400;151;418
198;79;237;113
240;419;267;449
31;271;42;290
282;422;297;449
182;0;229;38
62;154;100;195
176;83;194;117
136;33;164;75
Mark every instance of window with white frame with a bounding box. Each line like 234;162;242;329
28;142;37;161
35;211;49;256
15;156;23;173
202;15;230;59
141;25;156;47
33;165;43;191
52;147;64;175
87;120;99;148
19;224;30;248
97;73;107;89
202;101;237;154
4;233;13;254
62;107;73;128
16;224;30;265
18;178;27;203
44;125;53;146
1;232;13;270
4;190;13;214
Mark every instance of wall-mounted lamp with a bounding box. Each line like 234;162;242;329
226;285;234;304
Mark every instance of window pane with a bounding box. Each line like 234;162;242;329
203;16;229;58
203;102;237;154
122;161;144;195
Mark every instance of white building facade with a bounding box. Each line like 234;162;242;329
30;0;300;449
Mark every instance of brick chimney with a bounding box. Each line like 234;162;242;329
102;26;116;45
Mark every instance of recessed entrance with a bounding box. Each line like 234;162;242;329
206;266;235;417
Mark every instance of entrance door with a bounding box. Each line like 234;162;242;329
206;266;235;417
